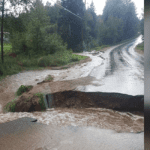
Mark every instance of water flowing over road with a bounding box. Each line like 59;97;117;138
76;35;144;96
0;35;144;150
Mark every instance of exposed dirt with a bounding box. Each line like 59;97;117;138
5;78;144;116
0;45;144;134
0;56;92;113
14;94;43;112
51;91;144;112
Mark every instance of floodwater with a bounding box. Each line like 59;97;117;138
0;117;144;150
76;35;144;96
0;36;144;149
0;108;144;133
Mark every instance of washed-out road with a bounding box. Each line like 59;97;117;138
0;35;144;150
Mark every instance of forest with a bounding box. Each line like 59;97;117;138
0;0;144;79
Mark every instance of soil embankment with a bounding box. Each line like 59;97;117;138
51;91;144;113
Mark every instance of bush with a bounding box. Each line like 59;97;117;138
4;98;17;112
0;55;23;77
34;92;46;110
16;85;33;96
44;75;53;82
37;56;52;67
70;54;79;62
43;33;68;55
136;42;144;51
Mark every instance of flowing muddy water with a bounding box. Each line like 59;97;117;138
0;36;144;133
0;108;144;133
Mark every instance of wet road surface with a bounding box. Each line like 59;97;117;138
0;117;144;150
77;35;144;95
0;36;144;149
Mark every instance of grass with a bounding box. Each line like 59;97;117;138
44;75;53;82
3;98;17;112
16;85;33;96
0;43;12;54
136;42;144;51
0;34;140;82
34;92;46;111
94;45;110;51
3;92;46;112
0;49;88;81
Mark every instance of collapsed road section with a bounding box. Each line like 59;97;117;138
44;91;144;113
13;89;144;114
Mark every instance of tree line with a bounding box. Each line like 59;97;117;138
1;0;144;56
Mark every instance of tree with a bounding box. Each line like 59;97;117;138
58;0;85;51
0;0;32;63
102;0;139;41
140;9;144;41
87;1;97;39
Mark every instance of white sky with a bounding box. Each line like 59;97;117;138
5;0;144;19
42;0;144;19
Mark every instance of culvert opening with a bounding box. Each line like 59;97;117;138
44;90;144;113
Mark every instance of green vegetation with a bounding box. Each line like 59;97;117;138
4;98;17;112
136;42;144;51
93;45;110;51
0;48;87;81
16;85;33;96
34;92;46;110
0;0;142;81
0;43;12;54
44;75;53;82
3;92;46;112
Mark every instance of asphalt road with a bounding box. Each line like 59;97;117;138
0;117;144;150
0;36;144;150
81;35;144;96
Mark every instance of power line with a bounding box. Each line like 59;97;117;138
50;0;84;20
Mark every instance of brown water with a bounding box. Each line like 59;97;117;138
0;117;144;150
0;108;144;133
0;41;144;133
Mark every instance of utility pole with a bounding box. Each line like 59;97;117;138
82;0;87;52
1;0;4;63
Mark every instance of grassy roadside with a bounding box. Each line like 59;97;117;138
0;48;88;81
135;42;144;51
0;43;12;54
91;45;110;51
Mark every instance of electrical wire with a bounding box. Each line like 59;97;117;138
50;0;84;20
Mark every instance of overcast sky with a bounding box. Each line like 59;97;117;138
42;0;144;19
5;0;144;19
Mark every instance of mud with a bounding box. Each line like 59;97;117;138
0;37;144;137
50;90;144;112
0;117;144;150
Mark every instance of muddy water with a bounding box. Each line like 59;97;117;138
0;117;144;150
0;37;144;134
0;108;144;133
